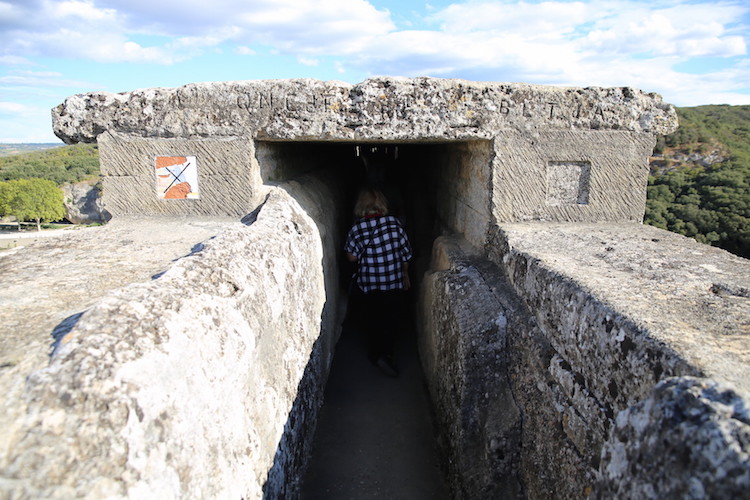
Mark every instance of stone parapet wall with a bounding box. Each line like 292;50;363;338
487;222;750;497
596;376;750;498
418;224;749;499
0;185;339;499
490;222;750;395
52;78;677;145
419;236;524;498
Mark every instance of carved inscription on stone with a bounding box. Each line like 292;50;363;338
239;90;609;123
546;161;591;205
237;91;341;114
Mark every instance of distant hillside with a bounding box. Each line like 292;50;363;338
647;105;750;259
0;143;64;157
0;143;100;185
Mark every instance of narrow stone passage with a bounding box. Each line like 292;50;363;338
300;298;448;499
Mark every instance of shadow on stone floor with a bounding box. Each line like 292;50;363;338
300;313;448;500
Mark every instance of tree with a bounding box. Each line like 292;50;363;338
0;178;65;230
0;181;17;218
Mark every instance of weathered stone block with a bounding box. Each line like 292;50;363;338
98;132;263;217
61;180;110;223
52;78;676;225
491;130;655;223
0;186;336;499
419;235;523;499
53;79;678;145
596;377;750;499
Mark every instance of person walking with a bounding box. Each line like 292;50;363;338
344;188;412;377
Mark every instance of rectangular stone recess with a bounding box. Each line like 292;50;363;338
546;161;591;206
492;130;654;223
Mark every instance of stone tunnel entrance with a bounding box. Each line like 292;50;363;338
255;139;493;289
254;139;493;497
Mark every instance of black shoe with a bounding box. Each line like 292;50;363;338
376;356;399;378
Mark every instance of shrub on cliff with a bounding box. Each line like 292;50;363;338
647;105;750;259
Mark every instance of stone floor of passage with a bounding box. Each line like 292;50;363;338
301;309;449;500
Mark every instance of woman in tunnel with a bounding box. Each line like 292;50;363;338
344;187;412;377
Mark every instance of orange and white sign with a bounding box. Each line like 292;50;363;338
155;156;200;199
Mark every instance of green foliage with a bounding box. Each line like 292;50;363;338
0;143;99;185
0;181;15;215
0;178;66;230
646;105;750;258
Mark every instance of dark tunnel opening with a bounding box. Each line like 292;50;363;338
255;139;492;498
255;139;492;294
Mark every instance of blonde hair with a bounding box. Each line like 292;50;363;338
354;188;389;218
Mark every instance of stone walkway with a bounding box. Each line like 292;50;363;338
301;311;448;499
0;220;448;498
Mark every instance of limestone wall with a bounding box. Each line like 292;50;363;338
97;132;264;217
431;141;492;248
51;78;677;223
418;223;750;499
491;130;656;223
490;222;750;498
1;183;340;499
419;236;525;498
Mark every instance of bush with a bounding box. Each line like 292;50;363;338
646;105;750;259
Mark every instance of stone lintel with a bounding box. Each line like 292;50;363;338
52;77;678;144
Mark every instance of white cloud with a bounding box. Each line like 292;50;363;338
50;0;117;21
298;56;319;67
0;99;63;142
432;0;589;37
0;101;28;114
0;71;95;88
1;0;746;78
0;0;395;63
232;0;395;54
234;46;256;56
583;3;748;58
0;55;34;65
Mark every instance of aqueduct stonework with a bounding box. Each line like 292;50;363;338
1;77;748;498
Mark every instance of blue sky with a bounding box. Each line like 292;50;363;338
1;0;748;143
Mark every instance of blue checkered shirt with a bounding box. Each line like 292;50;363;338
345;215;412;293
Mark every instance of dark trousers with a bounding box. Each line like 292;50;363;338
346;286;404;362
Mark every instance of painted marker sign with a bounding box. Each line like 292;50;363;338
155;156;199;199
